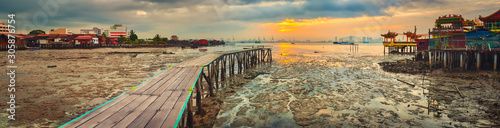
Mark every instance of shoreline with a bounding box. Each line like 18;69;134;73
1;43;220;51
379;59;500;127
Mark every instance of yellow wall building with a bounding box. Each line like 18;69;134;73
49;28;69;34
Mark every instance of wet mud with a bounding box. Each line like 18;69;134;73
212;43;500;127
380;59;500;127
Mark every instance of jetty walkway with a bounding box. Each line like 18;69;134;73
60;48;272;128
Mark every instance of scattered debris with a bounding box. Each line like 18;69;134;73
454;85;465;98
397;79;415;87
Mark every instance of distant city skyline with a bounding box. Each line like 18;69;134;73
1;0;499;41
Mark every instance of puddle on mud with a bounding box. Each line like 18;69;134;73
215;43;460;127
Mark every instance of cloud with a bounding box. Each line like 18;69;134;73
1;0;499;41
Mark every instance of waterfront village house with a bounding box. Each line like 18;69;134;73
74;35;93;44
171;35;179;41
49;28;72;35
47;34;59;44
36;34;49;44
0;33;10;44
47;34;70;44
0;33;24;46
0;21;9;34
80;27;101;35
108;24;127;38
24;35;38;46
479;9;500;32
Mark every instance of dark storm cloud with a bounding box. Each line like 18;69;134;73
220;0;402;21
0;0;151;30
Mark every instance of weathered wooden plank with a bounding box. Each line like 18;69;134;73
130;67;182;94
143;67;201;128
143;67;189;95
126;90;175;128
130;67;200;128
150;67;192;96
75;94;142;128
179;67;202;90
146;90;185;128
161;89;191;127
92;95;153;127
108;95;159;128
63;94;131;128
177;54;221;67
176;54;219;67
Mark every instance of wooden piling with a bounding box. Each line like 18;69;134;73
187;97;193;128
196;77;202;115
444;52;447;69
460;53;464;70
429;51;432;69
494;54;498;71
477;53;481;71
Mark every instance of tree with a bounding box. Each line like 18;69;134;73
152;34;161;44
118;35;127;44
129;30;138;41
153;34;160;41
102;32;107;38
29;30;45;35
435;23;442;28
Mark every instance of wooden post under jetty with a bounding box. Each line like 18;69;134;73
426;50;499;71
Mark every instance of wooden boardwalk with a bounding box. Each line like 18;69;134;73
61;48;271;128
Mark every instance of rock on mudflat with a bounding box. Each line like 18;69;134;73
316;109;333;117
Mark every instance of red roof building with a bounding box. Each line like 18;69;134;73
479;9;500;32
74;36;93;44
171;35;179;41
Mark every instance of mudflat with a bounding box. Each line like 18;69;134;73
0;47;199;127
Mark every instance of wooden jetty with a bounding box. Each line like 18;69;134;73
0;44;26;50
384;45;417;55
419;49;499;71
60;48;272;128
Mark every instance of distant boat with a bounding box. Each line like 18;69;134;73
255;41;261;43
333;41;340;44
241;41;246;43
291;42;295;44
363;41;369;43
340;41;349;45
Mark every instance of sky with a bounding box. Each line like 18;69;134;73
1;0;499;41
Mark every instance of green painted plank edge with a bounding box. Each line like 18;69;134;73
173;67;203;128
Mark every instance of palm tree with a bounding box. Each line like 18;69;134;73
130;30;138;41
118;35;127;44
